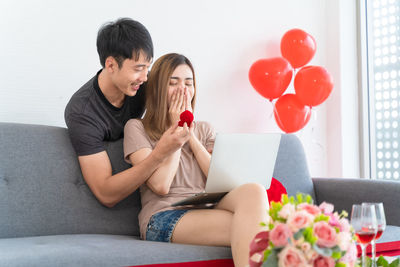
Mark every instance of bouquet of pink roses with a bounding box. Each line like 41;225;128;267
249;194;358;267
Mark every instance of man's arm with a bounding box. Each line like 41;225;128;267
78;150;163;208
78;122;191;208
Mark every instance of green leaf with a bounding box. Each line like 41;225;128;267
268;223;274;230
331;251;341;260
289;196;295;204
263;249;271;261
339;210;348;218
365;256;372;267
294;229;304;240
303;227;317;245
269;202;282;221
269;241;274;248
306;194;313;204
377;255;389;267
389;258;400;267
282;194;289;204
312;244;332;257
262;248;278;267
330;246;343;255
335;263;347;267
314;214;330;222
260;222;267;227
296;193;304;203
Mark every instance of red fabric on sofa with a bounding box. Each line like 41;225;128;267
128;258;234;267
357;241;400;257
267;177;287;204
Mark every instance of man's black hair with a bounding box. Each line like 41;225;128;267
96;18;153;68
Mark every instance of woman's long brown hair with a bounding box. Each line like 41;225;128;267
142;53;196;140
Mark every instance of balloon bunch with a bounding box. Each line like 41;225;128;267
248;29;333;133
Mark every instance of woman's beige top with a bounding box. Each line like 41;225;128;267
123;119;215;239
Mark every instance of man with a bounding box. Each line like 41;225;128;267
65;18;191;208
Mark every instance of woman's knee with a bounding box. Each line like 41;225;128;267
230;183;268;206
237;183;267;197
217;183;268;211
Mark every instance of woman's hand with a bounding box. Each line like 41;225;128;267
169;87;193;125
168;88;185;124
184;87;193;113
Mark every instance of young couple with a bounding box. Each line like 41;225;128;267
65;18;269;267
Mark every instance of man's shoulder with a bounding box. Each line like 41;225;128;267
65;76;97;120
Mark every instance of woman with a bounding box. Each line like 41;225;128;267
123;53;269;267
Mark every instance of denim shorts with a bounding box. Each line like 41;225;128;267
145;209;189;242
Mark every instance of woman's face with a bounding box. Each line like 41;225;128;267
167;64;194;106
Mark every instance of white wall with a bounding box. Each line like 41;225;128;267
0;0;360;178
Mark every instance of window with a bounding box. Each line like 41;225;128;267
361;0;400;180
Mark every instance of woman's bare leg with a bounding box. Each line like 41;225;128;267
216;183;269;267
172;183;269;267
171;208;232;246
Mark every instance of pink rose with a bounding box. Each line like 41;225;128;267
340;241;357;266
278;245;308;267
269;223;292;247
319;202;334;214
328;212;340;228
297;203;321;216
313;256;335;267
278;203;296;219
339;218;350;232
300;242;311;252
337;231;351;251
287;210;314;232
313;221;337;248
305;250;319;263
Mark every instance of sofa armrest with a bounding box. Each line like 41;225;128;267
312;178;400;227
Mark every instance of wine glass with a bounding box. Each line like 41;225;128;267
362;203;386;267
351;204;378;267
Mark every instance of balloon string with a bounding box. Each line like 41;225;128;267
268;100;274;119
310;109;324;152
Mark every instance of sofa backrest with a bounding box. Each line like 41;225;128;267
0;122;141;238
273;134;315;200
0;123;315;239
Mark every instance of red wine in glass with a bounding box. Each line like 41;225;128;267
356;231;376;244
375;228;384;240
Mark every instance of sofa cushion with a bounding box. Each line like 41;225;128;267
273;134;315;199
0;234;232;267
131;259;234;267
0;123;140;238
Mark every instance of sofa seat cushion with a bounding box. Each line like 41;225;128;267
0;234;232;267
131;259;234;267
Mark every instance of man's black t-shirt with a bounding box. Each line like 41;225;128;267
64;70;145;156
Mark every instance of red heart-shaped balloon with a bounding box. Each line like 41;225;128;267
294;65;333;107
274;94;311;133
178;110;194;127
280;28;316;69
248;57;293;101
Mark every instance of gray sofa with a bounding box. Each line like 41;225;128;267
0;122;399;267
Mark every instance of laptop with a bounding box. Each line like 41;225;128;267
171;133;281;207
